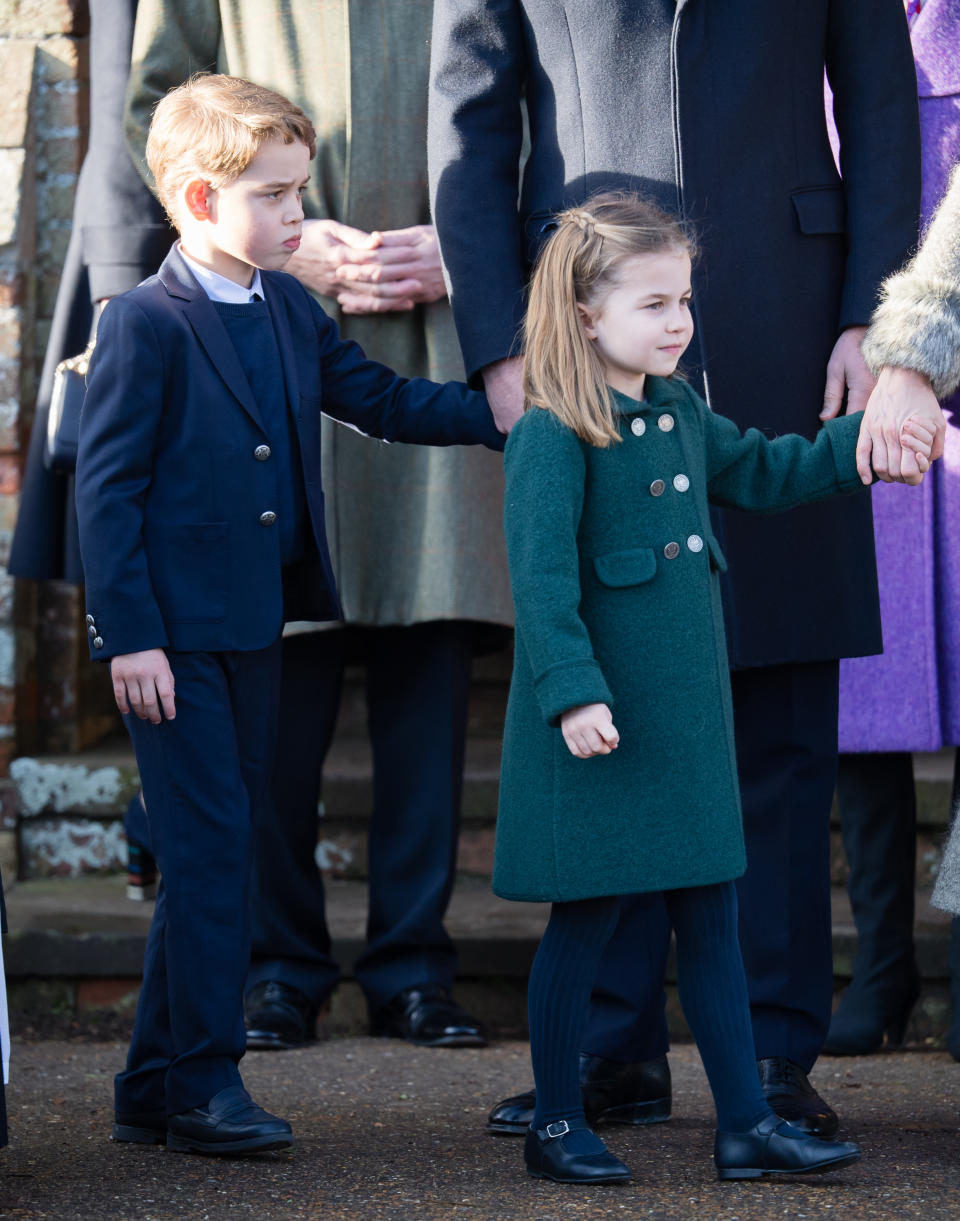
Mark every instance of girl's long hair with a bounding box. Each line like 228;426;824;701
523;192;696;447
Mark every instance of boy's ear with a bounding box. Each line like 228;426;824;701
183;178;214;222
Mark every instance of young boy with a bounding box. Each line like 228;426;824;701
75;74;504;1157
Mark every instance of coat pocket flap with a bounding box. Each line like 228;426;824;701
707;534;728;573
791;186;846;235
593;547;657;587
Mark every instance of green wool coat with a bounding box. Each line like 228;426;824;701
126;0;511;626
495;378;868;903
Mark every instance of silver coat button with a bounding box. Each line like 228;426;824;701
630;417;646;437
650;479;666;497
687;534;704;553
658;413;675;432
664;541;680;560
88;625;97;637
85;614;95;626
259;511;277;526
93;636;104;649
254;445;271;461
673;474;690;492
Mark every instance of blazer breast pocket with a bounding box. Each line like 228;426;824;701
593;547;657;587
151;522;229;623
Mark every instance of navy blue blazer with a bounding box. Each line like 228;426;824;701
75;245;503;661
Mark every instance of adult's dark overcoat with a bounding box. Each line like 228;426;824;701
8;0;171;582
428;0;921;666
496;385;868;903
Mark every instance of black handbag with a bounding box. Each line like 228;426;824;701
43;336;95;473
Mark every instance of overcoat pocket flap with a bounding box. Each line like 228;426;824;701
707;534;728;573
593;547;657;587
790;186;846;235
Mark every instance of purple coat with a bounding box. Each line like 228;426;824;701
838;0;960;752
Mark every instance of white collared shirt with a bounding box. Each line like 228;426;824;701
178;243;264;303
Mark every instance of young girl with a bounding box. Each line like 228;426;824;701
496;193;933;1184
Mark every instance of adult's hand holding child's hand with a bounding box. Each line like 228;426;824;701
111;650;175;724
854;366;946;486
561;703;619;759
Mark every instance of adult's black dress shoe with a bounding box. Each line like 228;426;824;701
524;1119;631;1184
757;1057;839;1138
166;1086;293;1155
245;981;316;1051
487;1053;671;1135
714;1112;860;1180
111;1109;167;1145
370;984;487;1048
823;974;920;1056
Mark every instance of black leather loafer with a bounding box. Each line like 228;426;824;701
166;1086;293;1155
370;984;487;1048
488;1053;671;1135
245;981;317;1051
757;1058;839;1138
111;1109;168;1145
714;1112;860;1180
524;1119;631;1183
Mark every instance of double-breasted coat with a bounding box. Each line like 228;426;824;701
125;0;511;627
428;0;921;665
495;381;867;903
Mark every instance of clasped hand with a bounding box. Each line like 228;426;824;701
820;327;945;485
285;218;446;313
560;703;620;759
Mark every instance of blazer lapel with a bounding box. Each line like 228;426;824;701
158;246;266;433
262;275;303;432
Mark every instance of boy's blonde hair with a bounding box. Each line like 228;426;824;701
146;74;317;224
523;192;696;447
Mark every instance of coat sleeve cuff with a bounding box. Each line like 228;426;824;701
824;413;873;490
534;659;614;728
861;271;960;400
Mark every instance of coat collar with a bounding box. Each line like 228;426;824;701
157;243;266;432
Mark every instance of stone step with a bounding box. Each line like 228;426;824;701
3;875;955;1043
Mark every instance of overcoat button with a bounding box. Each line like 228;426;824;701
650;479;666;497
88;625;97;637
254;444;271;461
259;511;277;526
687;534;704;553
630;417;646;437
658;414;675;432
673;474;690;492
85;614;95;626
93;636;104;649
664;541;680;559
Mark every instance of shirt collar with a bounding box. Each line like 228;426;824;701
178;243;264;303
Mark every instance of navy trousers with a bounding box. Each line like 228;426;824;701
247;622;474;1012
583;661;839;1073
115;640;282;1117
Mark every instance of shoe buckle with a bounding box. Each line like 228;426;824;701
544;1120;570;1139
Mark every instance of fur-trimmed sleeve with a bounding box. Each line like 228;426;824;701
861;162;960;400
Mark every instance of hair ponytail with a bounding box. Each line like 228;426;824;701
522;192;696;447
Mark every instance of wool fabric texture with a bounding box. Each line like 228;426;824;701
495;378;867;903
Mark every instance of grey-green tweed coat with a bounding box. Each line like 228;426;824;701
495;379;868;903
126;0;511;626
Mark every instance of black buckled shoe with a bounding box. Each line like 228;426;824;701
166;1086;293;1156
714;1112;860;1180
524;1119;631;1184
111;1109;168;1145
245;981;317;1051
370;984;487;1048
488;1053;671;1135
757;1057;839;1138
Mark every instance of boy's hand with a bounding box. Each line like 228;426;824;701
560;703;619;759
110;649;175;723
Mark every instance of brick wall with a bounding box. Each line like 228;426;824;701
0;1;92;876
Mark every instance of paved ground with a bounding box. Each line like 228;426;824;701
1;1038;959;1220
